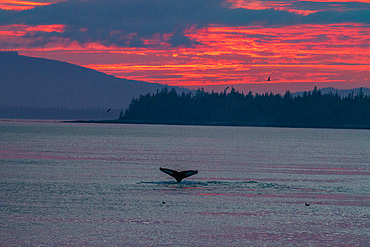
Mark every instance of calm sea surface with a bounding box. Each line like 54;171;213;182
1;120;369;246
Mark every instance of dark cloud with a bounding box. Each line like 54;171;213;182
0;9;17;23
284;34;329;44
304;9;370;24
0;0;369;48
168;31;201;47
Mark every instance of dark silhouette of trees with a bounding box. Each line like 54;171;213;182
120;87;370;128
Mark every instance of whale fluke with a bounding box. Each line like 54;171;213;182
159;167;198;183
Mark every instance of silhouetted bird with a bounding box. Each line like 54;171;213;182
107;108;112;113
268;77;270;81
305;203;310;206
159;167;198;183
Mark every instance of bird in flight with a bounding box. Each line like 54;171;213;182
107;108;112;113
159;167;198;183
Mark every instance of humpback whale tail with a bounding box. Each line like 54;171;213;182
159;167;198;183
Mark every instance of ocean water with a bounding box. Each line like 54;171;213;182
0;120;369;246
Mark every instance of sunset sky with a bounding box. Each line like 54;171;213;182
1;0;369;93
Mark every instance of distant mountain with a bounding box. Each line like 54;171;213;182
292;87;370;97
0;51;187;111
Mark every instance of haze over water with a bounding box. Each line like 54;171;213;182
1;121;369;246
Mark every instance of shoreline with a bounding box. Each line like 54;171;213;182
67;119;370;130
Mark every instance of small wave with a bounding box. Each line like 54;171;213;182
141;181;178;185
140;180;275;193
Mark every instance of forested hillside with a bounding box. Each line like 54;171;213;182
120;87;370;128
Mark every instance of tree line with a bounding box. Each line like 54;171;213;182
119;87;370;128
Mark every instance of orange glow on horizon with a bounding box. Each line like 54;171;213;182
226;0;370;16
26;24;65;33
226;0;319;15
0;0;54;10
83;63;369;86
1;1;368;90
0;24;65;38
94;23;367;86
9;22;366;87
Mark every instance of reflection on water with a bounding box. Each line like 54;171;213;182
0;121;369;246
